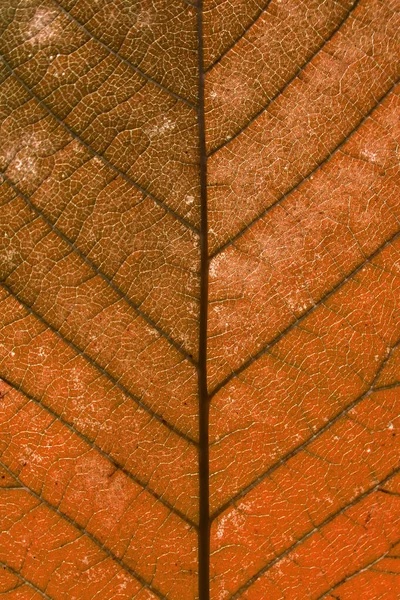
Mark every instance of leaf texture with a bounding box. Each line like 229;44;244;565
0;0;399;599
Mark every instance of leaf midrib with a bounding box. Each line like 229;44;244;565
196;2;210;598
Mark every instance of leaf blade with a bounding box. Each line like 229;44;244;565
1;0;400;597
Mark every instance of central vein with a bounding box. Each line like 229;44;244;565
196;1;210;599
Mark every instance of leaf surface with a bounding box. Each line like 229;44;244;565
0;0;399;598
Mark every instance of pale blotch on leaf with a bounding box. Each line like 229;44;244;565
133;8;154;29
145;116;176;140
361;147;378;163
24;7;62;48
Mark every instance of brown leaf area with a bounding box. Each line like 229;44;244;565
0;0;399;598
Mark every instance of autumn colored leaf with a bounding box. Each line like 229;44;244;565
0;0;399;598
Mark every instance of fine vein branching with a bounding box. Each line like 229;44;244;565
0;375;197;529
204;0;273;72
210;227;400;399
1;172;196;367
1;56;198;235
1;2;398;598
50;0;196;109
0;460;168;600
315;544;398;599
230;465;400;598
207;0;360;157
0;281;197;447
0;561;54;600
212;336;400;523
210;77;398;259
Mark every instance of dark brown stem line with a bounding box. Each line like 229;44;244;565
197;2;210;598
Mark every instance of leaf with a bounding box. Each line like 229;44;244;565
0;0;399;599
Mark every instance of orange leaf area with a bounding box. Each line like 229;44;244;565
0;0;399;598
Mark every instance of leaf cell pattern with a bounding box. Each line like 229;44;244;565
0;0;399;598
